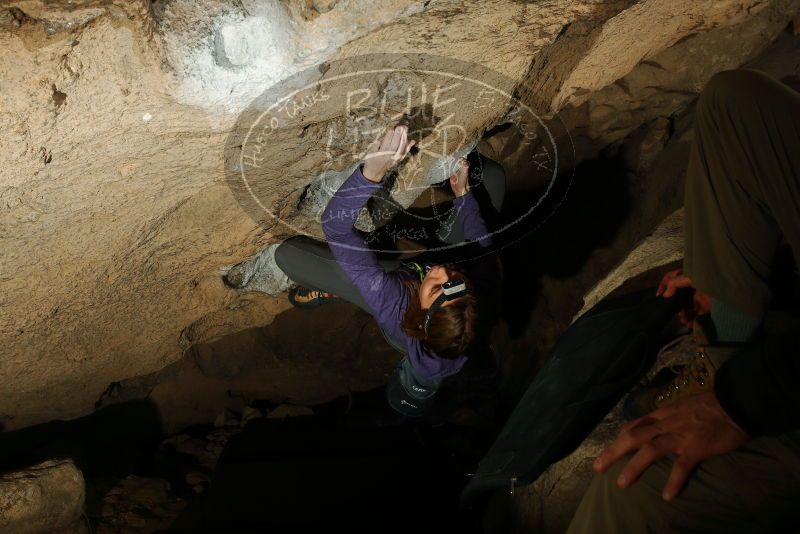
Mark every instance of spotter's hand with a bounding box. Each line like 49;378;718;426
593;392;748;502
656;269;711;327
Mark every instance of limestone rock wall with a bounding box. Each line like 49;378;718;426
1;0;797;430
0;459;86;534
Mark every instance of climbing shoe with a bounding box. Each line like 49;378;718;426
288;285;343;309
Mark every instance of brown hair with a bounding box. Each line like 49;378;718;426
401;274;479;359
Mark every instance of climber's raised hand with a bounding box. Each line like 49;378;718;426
362;125;416;183
449;158;470;198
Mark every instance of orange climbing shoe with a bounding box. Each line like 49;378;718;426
288;285;343;309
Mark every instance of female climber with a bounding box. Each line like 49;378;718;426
274;124;504;416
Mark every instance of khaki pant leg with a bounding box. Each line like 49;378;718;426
567;436;800;534
684;69;800;316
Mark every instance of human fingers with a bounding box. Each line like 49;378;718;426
452;165;465;186
457;158;468;179
620;415;659;433
594;418;664;472
662;275;694;298
640;399;687;423
657;269;682;296
662;454;698;501
616;441;669;488
394;127;416;162
378;127;396;153
363;138;381;158
403;138;416;159
390;125;406;155
694;291;711;316
392;126;408;162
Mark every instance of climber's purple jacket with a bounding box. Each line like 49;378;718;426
321;163;496;380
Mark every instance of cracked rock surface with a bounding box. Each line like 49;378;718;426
1;0;798;430
0;459;86;534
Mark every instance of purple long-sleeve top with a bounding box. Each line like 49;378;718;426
321;163;496;380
